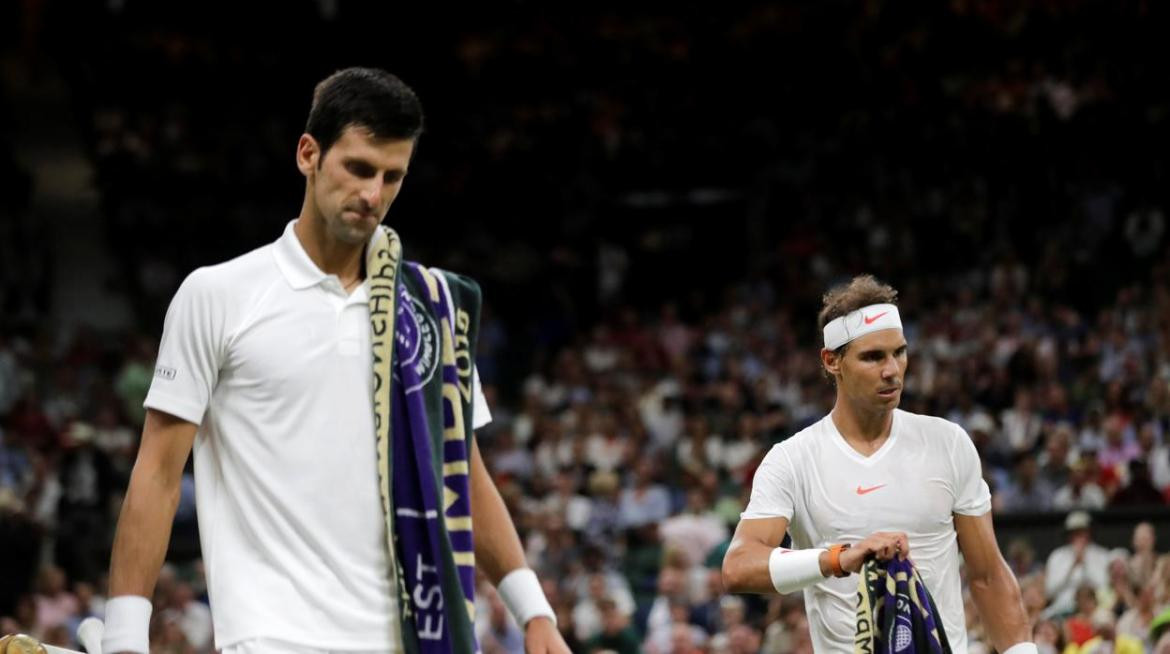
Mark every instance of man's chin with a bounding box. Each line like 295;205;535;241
332;220;378;245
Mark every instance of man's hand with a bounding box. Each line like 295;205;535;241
838;531;910;573
523;616;570;654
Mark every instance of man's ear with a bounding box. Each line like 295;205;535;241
296;134;320;177
821;347;842;379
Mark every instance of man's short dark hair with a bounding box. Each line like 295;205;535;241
817;274;899;353
305;67;424;160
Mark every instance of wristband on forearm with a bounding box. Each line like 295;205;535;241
101;595;152;654
1003;643;1039;654
497;568;556;627
768;547;828;594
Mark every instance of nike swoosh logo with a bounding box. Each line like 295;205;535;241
863;311;889;325
856;484;887;495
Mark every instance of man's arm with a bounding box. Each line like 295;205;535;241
468;435;527;584
468;436;568;653
723;517;800;593
722;517;908;593
108;409;197;596
955;512;1032;651
101;409;197;654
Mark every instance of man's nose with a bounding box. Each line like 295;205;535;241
360;179;382;208
881;356;899;379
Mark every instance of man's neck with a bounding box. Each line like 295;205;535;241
294;214;365;288
830;398;894;455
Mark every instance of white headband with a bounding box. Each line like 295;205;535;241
822;303;902;350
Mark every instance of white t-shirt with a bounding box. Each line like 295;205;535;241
742;409;991;654
145;221;491;651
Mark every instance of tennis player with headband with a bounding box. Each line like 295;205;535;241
723;275;1036;653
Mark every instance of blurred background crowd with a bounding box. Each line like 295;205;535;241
3;0;1170;652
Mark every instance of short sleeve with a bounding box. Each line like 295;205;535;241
740;443;797;520
950;423;992;515
143;269;226;425
471;366;492;430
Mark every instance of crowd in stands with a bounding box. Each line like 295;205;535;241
4;0;1170;653
4;248;1170;652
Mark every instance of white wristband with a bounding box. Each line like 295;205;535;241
768;547;828;594
1003;643;1039;654
102;595;152;654
497;568;556;627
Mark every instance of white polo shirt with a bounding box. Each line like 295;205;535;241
742;409;991;654
145;221;491;651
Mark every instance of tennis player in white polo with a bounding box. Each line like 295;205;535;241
96;68;568;654
723;275;1035;654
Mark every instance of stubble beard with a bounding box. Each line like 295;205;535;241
327;208;380;245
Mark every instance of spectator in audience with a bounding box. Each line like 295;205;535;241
1098;416;1141;478
478;585;525;654
1046;511;1111;616
999;453;1055;512
643;597;707;654
90;401;136;480
1062;585;1104;647
1116;580;1159;647
1007;538;1042;579
1033;618;1063;654
1000;388;1044;456
722;414;764;484
1098;555;1138;618
584;598;639;654
1037;424;1076;491
710;595;747;645
618;459;671;529
32;566;78;638
1070;610;1143;654
687;569;727;635
571;571;635;644
644;567;687;636
759;597;809;654
583;471;622;546
571;576;613;644
1021;579;1049;625
0;428;31;511
491;428;536;482
1152;555;1170;610
1140;422;1170;494
1152;607;1170;654
539;468;592;532
709;622;764;654
656;621;707;654
1141;421;1170;493
1110;459;1166;507
659;489;728;569
54;422;116;584
164;582;212;653
1129;522;1158;587
1053;459;1107;511
532;418;574;477
676;415;724;485
585;411;628;473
